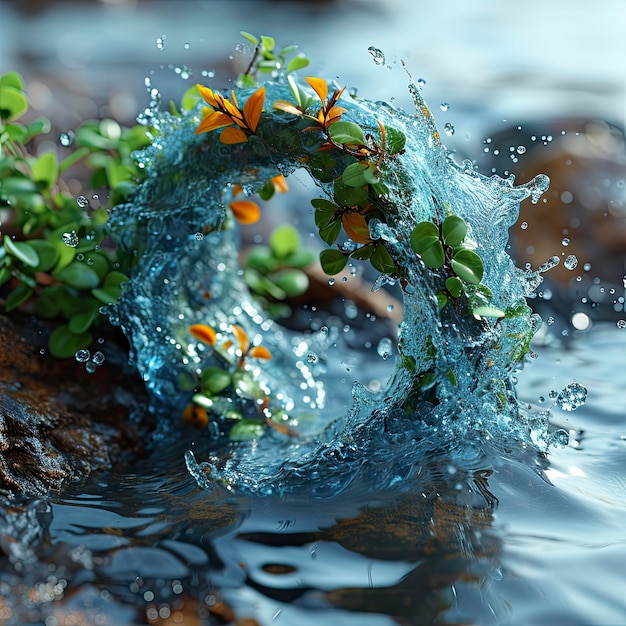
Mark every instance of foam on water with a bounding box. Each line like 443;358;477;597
106;69;563;493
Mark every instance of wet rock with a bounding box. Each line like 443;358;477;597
0;314;150;496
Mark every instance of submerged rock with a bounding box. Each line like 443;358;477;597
0;314;150;497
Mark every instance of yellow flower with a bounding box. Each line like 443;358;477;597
195;84;266;144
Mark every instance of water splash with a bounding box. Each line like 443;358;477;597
105;69;568;494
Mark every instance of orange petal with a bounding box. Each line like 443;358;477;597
305;77;328;104
196;84;218;108
273;100;303;116
230;200;261;224
243;86;266;132
232;184;243;197
195;111;235;135
271;174;289;194
219;126;249;144
190;323;217;345
183;403;209;428
221;340;234;351
342;212;373;244
230;324;250;354
249;345;272;360
325;105;348;125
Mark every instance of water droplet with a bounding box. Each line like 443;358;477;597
440;102;450;112
75;349;90;363
538;256;560;273
377;337;393;360
85;361;97;374
59;131;74;146
307;352;319;364
387;304;395;312
520;221;528;230
184;42;190;50
328;278;335;286
367;46;385;66
561;237;570;246
546;316;555;325
195;232;204;241
617;319;626;329
416;78;426;88
516;145;526;154
556;382;587;411
92;351;105;366
564;254;578;270
444;122;455;136
77;195;89;208
550;429;570;447
156;35;165;50
62;231;79;247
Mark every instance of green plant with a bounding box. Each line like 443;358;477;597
0;71;151;357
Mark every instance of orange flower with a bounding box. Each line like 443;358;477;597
195;84;266;144
274;76;346;131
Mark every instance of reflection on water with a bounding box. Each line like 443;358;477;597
1;325;624;625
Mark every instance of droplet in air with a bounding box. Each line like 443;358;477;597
75;349;90;363
417;78;426;88
556;382;587;411
516;145;526;154
550;429;570;447
92;351;105;366
617;319;626;329
537;256;560;273
440;103;450;112
444;122;455;136
307;352;319;364
156;35;165;50
520;221;528;230
377;337;393;360
561;237;570;246
77;195;89;208
59;131;74;146
564;254;578;270
195;232;204;241
62;231;79;247
367;46;385;66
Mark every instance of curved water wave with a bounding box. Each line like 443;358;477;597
106;77;554;492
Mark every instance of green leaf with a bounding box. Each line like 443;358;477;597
48;324;92;359
271;268;309;297
68;307;100;334
240;31;259;46
0;72;24;90
106;161;131;188
245;246;279;273
333;178;369;207
232;371;263;399
385;126;406;155
286;56;310;74
258;178;276;201
472;305;505;319
28;239;59;272
31;151;59;188
319;249;347;275
451;249;484;284
229;419;265;441
442;215;467;247
260;35;275;51
328;121;365;146
269;224;299;258
0;176;38;199
4;282;33;312
312;198;338;227
4;237;40;267
410;222;444;269
201;367;232;395
0;85;28;120
181;84;201;111
436;292;448;309
350;242;375;260
342;161;379;188
24;117;51;142
318;218;342;246
445;276;463;298
369;243;397;275
282;250;315;268
54;262;100;290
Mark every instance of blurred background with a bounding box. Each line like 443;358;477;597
2;0;625;323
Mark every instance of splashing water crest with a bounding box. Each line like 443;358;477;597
104;69;576;495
